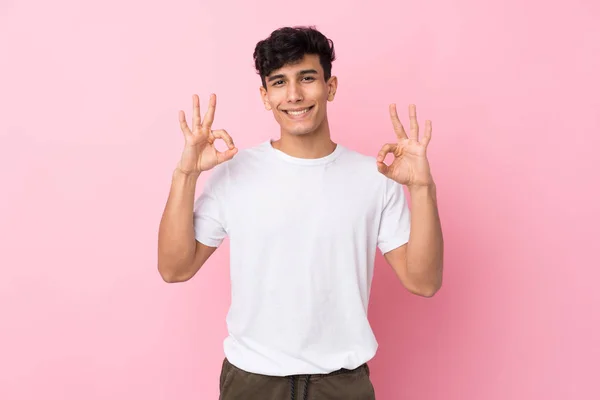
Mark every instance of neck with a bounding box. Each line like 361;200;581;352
272;119;336;159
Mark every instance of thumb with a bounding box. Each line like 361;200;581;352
376;160;391;178
216;147;238;164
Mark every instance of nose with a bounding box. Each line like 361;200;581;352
286;82;303;103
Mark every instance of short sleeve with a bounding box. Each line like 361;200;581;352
377;178;411;254
193;165;228;247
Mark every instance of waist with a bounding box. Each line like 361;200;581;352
223;357;370;379
223;334;377;376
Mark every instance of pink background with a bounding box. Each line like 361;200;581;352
1;0;598;399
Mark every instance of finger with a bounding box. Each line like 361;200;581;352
192;94;201;130
207;131;215;145
202;94;217;129
389;104;407;140
376;160;391;177
216;147;238;164
212;129;235;149
179;110;192;136
409;104;419;140
422;120;432;148
376;142;398;178
376;143;398;163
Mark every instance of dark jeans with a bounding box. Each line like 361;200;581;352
218;358;377;400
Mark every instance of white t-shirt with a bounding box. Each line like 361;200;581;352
193;139;411;376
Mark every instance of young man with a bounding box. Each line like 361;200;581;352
158;26;444;400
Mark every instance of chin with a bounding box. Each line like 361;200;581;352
287;127;315;136
286;126;320;137
284;119;324;137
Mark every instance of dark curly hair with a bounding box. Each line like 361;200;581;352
253;26;336;88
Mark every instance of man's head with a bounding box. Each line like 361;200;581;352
253;26;338;137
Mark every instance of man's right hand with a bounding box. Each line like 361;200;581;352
177;93;237;175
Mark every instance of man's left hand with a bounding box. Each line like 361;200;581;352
376;104;434;188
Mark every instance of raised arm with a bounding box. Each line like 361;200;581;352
157;94;237;283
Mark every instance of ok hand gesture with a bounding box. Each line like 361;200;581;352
177;94;237;176
376;104;434;188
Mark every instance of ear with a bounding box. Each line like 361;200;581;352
259;86;272;110
327;76;338;101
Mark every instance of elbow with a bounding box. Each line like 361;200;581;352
157;262;191;283
158;266;177;283
415;283;441;298
407;271;443;298
157;247;198;283
159;271;179;283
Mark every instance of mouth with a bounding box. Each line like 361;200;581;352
282;106;314;119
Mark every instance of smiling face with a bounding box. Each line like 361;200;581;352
260;54;338;138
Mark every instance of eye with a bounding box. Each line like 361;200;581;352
272;80;284;86
302;76;315;82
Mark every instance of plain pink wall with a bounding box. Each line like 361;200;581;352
1;0;598;399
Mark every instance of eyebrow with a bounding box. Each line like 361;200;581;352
267;69;319;83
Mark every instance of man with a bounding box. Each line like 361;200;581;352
158;26;443;400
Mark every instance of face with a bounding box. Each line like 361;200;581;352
260;54;337;137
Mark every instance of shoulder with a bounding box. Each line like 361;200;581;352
338;145;377;166
225;140;270;170
204;140;270;186
336;145;386;181
336;145;406;198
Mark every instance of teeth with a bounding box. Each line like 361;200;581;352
287;108;310;116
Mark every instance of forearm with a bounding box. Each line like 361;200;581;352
157;168;200;279
406;182;444;294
